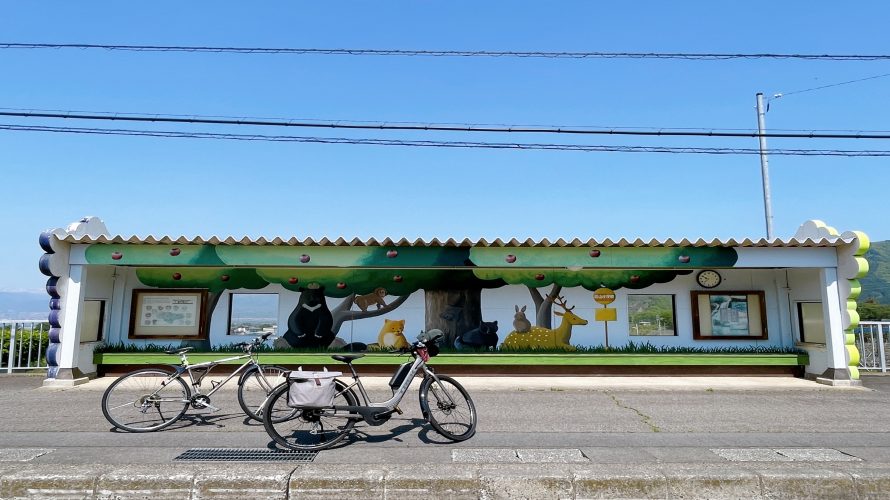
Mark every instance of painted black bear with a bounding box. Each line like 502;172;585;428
454;320;499;350
282;286;334;349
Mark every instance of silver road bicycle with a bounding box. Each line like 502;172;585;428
101;332;286;432
262;331;477;450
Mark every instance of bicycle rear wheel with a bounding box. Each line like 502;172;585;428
101;368;191;432
237;365;288;421
419;374;476;441
263;379;358;451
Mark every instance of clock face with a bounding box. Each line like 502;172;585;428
697;270;722;288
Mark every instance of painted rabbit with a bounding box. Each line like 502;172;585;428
513;305;532;333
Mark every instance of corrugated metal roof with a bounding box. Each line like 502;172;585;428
56;234;854;248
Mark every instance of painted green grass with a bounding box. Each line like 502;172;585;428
95;340;803;355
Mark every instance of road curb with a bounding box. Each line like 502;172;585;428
1;462;888;499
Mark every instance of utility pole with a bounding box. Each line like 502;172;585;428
755;93;775;239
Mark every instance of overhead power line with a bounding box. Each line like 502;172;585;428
3;110;890;140
774;72;890;99
2;123;889;156
2;42;890;61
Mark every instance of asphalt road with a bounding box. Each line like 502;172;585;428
1;373;889;468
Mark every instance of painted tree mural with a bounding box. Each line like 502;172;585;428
470;245;739;331
257;266;505;348
83;241;739;351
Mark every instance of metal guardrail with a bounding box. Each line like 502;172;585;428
0;320;49;373
855;321;890;373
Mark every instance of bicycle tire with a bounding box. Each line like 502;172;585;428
101;368;191;432
237;365;288;421
419;374;477;441
263;379;358;451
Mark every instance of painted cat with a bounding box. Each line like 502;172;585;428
454;320;499;350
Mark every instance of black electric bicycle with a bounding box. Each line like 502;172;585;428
262;331;476;450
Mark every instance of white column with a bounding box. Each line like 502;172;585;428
817;267;852;384
47;265;90;386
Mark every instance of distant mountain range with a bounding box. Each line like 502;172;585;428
1;241;888;319
0;291;48;320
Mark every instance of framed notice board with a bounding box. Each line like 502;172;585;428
128;289;208;339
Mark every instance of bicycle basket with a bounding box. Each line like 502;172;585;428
287;369;342;408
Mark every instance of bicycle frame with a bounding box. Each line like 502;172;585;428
163;350;278;410
326;351;456;425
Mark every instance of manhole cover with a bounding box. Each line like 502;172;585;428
174;448;317;462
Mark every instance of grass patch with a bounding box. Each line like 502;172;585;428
95;340;804;355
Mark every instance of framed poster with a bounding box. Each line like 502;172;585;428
691;291;767;340
129;289;207;339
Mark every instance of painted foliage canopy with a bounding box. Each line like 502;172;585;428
86;243;738;292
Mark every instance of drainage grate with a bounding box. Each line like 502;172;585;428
174;448;317;462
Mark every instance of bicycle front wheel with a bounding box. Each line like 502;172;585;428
419;374;477;441
237;365;288;421
101;368;191;432
263;379;358;451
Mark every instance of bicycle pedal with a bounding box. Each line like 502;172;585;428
197;403;221;413
393;405;403;415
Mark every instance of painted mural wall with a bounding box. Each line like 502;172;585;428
84;240;779;352
98;266;815;352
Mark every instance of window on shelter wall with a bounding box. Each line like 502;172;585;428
228;293;278;336
628;295;676;336
797;302;826;344
79;300;105;343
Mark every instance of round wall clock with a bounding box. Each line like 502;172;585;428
696;270;722;288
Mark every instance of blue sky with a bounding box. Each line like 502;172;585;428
2;2;889;291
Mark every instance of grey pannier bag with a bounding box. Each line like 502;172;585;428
287;368;342;408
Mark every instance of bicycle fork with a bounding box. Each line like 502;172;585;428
419;368;458;420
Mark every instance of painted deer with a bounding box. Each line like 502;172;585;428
500;296;588;351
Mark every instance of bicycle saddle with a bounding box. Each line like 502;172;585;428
164;347;194;355
331;353;365;363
